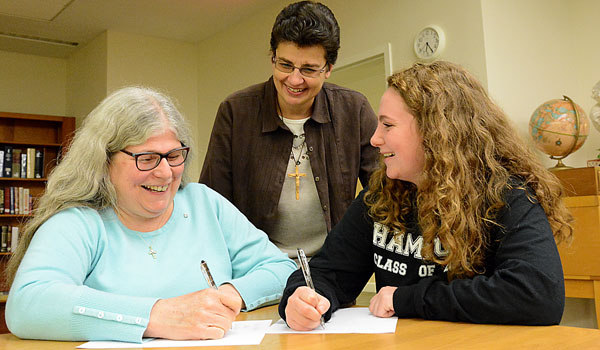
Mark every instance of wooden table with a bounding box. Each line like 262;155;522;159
1;294;600;350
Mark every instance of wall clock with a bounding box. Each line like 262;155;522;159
414;25;446;60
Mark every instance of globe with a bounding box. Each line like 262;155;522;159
591;103;600;134
591;103;600;159
529;96;589;169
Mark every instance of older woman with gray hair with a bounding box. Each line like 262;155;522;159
5;86;296;343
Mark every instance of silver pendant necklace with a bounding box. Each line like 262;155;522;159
135;232;157;259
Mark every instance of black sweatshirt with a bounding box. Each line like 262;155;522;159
279;185;565;325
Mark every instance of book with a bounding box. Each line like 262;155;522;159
35;149;44;178
11;226;19;252
20;151;27;178
3;145;12;177
23;188;30;215
588;159;600;167
19;187;25;215
26;148;36;178
12;148;21;178
10;186;15;214
0;188;3;213
3;187;8;214
1;225;7;253
0;149;4;176
14;186;19;215
6;225;11;252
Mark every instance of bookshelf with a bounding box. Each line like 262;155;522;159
0;112;75;333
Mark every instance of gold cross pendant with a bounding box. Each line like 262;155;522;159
288;164;306;200
148;246;157;259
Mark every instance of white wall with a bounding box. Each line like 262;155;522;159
106;30;200;178
323;0;487;83
0;50;66;116
196;1;286;166
66;32;108;126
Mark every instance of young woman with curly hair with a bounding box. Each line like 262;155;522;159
279;61;573;330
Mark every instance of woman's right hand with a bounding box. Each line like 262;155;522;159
144;288;241;340
284;286;330;331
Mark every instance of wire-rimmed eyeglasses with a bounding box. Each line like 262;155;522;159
272;57;328;78
120;146;190;171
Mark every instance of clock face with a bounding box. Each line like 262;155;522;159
414;26;445;60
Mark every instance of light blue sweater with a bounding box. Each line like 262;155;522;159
6;183;296;343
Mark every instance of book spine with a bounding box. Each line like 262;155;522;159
11;226;19;252
20;152;27;178
12;148;21;178
6;225;11;252
10;186;15;214
14;187;19;215
0;188;3;213
1;225;7;253
0;150;4;176
19;187;24;215
35;149;44;178
3;187;8;214
26;148;36;179
3;146;12;177
23;188;30;215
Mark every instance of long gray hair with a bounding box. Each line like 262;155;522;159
6;86;193;285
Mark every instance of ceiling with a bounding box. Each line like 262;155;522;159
0;0;283;58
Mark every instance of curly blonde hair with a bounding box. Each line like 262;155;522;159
365;61;572;279
6;86;193;286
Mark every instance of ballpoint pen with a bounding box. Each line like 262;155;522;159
200;260;218;290
297;248;325;329
201;260;235;331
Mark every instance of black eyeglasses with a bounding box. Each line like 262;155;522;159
120;146;190;171
272;57;328;78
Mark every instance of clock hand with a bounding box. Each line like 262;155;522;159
426;42;434;54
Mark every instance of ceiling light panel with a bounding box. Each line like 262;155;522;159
0;0;74;21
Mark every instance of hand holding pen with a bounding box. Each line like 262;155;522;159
201;260;244;313
144;262;239;340
296;248;326;329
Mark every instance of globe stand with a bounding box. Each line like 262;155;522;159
548;157;572;172
546;96;583;172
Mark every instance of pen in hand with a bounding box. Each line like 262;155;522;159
201;260;236;331
297;248;325;329
200;260;218;290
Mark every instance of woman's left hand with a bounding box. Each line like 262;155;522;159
369;286;397;318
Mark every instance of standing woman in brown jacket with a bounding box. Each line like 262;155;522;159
200;1;378;260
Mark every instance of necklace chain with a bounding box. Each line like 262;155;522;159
291;134;306;165
135;232;157;259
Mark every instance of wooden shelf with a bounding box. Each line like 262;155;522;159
0;178;47;182
0;140;62;147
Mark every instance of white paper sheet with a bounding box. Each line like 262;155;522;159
77;320;272;348
267;307;397;334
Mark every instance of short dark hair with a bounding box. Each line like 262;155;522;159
270;1;340;65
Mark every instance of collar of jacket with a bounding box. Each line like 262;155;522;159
261;76;332;133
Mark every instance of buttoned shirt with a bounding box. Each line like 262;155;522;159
200;77;378;235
